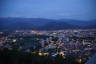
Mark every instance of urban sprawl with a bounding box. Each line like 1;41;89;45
0;29;96;63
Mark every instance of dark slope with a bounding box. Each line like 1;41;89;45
0;18;96;31
60;19;96;27
38;22;80;30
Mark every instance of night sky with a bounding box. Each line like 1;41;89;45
0;0;96;20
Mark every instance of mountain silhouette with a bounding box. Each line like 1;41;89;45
0;18;96;31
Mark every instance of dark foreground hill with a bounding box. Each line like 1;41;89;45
0;48;86;64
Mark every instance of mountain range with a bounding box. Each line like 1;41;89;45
0;18;96;31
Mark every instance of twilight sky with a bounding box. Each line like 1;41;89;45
0;0;96;20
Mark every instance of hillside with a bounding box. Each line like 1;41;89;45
0;18;96;31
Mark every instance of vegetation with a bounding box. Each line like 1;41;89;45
0;47;86;64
